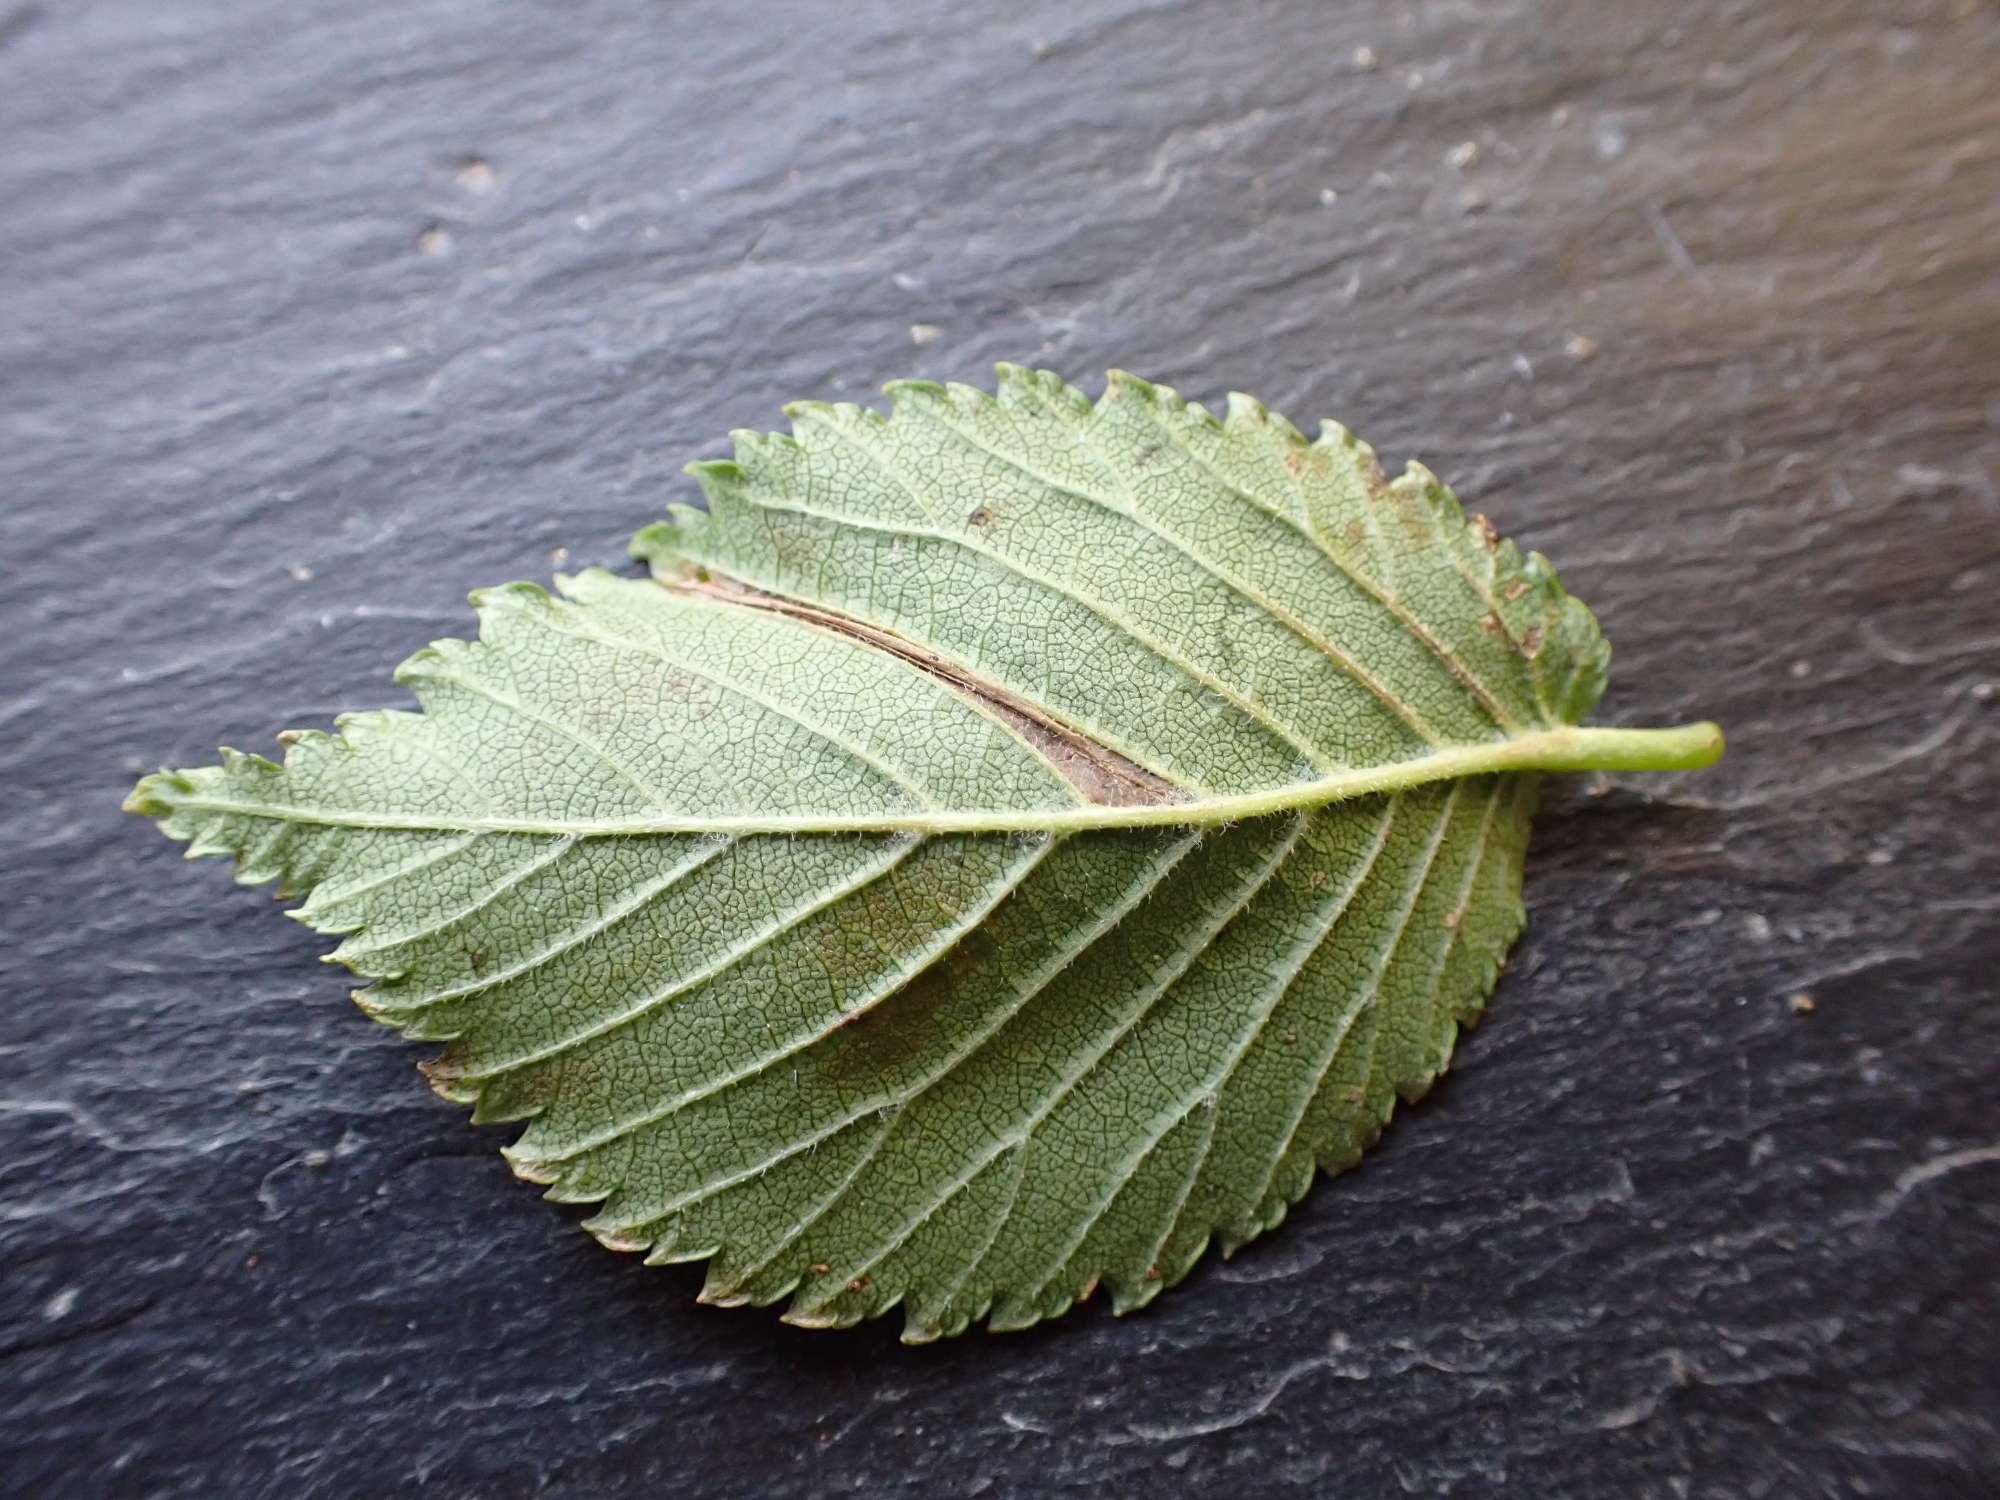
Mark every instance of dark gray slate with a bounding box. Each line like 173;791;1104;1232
2;0;1995;1495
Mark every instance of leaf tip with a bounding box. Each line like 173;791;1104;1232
122;770;184;818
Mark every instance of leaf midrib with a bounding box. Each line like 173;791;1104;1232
150;720;1721;838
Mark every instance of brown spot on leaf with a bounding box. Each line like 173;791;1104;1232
1504;580;1528;601
966;506;994;527
824;923;995;1080
1389;481;1437;543
1357;451;1391;499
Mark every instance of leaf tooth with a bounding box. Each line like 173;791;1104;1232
1223;389;1269;425
693;1280;752;1307
992;362;1089;418
1109;1226;1214;1318
778;1305;840;1330
540;1167;615;1206
218;746;281;775
782;399;881;444
880;376;950;412
1311;413;1374;456
504;1151;558;1186
460;1082;542;1125
389;645;452;690
591;1229;652;1255
1107;366;1222;432
467;579;551;616
353;989;437;1030
738;425;807;464
416;1066;478;1107
1223;389;1309;449
325;707;409;744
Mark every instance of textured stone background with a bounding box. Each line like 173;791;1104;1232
2;1;1995;1495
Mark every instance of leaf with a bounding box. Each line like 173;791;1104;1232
127;366;1721;1341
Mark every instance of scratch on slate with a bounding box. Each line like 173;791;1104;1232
1643;199;1713;290
1683;706;1974;812
0;1097;177;1154
1114;1354;1332;1442
1879;1143;2000;1214
1858;618;2000;668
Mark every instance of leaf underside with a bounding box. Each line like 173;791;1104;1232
131;367;1611;1341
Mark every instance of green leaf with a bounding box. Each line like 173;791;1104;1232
127;366;1721;1341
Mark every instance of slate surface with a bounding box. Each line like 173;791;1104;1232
3;1;1996;1495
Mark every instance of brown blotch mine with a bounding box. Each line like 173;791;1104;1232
662;568;1183;809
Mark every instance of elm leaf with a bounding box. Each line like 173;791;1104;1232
126;366;1722;1341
